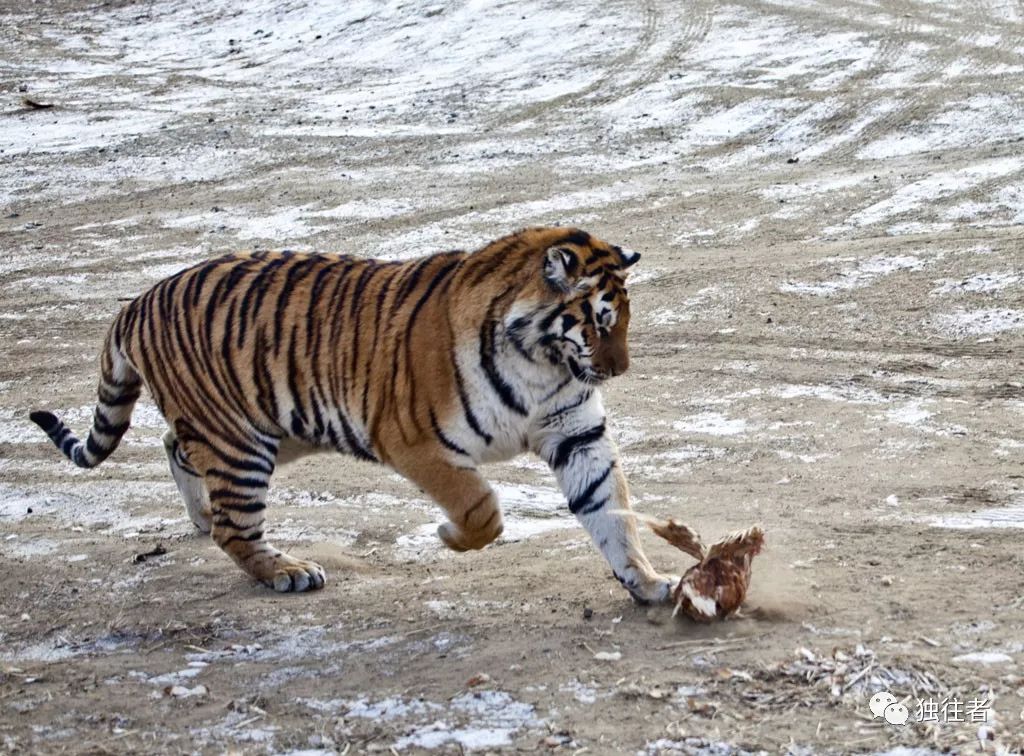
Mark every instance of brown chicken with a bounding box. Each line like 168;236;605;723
629;514;765;622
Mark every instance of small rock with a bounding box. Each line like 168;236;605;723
582;606;593;621
165;684;208;699
309;733;334;748
786;156;799;164
593;651;621;661
466;673;491;687
880;575;894;586
543;733;573;748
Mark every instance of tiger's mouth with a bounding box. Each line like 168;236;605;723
567;358;607;385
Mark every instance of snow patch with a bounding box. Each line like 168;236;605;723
928;499;1024;530
930;309;1024;338
673;412;748;437
780;255;924;296
931;272;1021;296
951;651;1013;665
885;401;933;427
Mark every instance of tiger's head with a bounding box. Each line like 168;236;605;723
508;229;641;386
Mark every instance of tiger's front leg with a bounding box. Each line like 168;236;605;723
533;397;676;605
391;450;504;551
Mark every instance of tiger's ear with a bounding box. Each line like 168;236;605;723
618;247;641;269
543;246;580;292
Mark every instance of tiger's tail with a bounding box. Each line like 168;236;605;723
30;320;142;469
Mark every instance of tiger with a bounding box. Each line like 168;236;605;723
30;226;676;604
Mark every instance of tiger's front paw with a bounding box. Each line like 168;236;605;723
438;519;503;552
618;571;680;605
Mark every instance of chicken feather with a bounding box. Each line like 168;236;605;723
615;511;764;622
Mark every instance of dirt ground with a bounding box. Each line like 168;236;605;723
2;0;1024;753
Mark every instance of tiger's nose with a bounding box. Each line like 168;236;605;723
601;345;629;377
609;351;629;376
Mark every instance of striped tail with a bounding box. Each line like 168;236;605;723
30;328;141;469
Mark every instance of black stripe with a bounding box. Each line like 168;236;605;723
479;318;527;416
98;389;141;406
212;514;247;530
209;488;265;505
239;256;287;347
337;410;376;462
322;420;338;448
561;229;592;248
453;359;492;444
219;296;251;407
430;408;469;456
271;256;306;354
308;387;325;440
85;435;108;457
396;257;463;433
173;448;200;476
253;328;280;422
189;258;221;308
463;492;489;523
576;496;609;516
508;331;534;362
286;323;308;426
305;259;341;348
567;465;613;514
206;469;269;489
273;255;320;355
392;256;434;311
539;303;566;332
551;422;605;469
360;267;400;423
407;257;461;324
580;298;594;322
94;418;130;437
215;500;267;514
202;443;274;476
346;263;381;397
540;377;573;404
221;531;265;546
202;267;232;349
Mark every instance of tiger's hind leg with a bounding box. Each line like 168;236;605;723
162;429;212;533
177;433;325;592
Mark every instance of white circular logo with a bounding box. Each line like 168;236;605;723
869;691;897;718
883;702;909;726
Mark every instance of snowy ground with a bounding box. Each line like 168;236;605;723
2;0;1023;753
